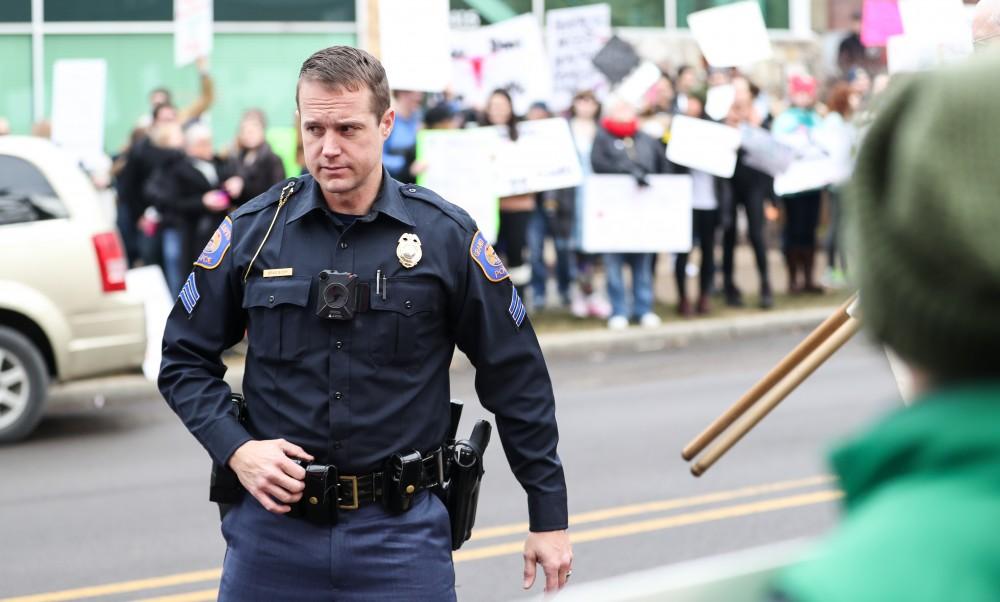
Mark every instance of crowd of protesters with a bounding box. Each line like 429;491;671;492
23;41;879;329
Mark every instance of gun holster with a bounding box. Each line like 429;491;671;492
383;450;424;513
446;420;492;551
210;393;248;511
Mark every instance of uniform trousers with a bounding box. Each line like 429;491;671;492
219;490;456;601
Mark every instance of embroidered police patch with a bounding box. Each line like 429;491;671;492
509;286;526;329
469;230;509;282
179;272;200;315
194;216;233;270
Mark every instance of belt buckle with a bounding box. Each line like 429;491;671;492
338;475;359;510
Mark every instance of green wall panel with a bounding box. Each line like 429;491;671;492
0;36;33;135
43;33;354;155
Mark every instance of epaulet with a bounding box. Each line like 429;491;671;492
399;183;477;233
230;176;307;220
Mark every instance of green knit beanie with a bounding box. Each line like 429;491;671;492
848;56;1000;379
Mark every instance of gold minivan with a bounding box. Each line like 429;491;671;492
0;136;145;442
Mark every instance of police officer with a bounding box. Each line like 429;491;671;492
158;46;572;600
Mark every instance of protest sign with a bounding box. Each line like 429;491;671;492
888;0;972;73
613;61;663;109
704;84;735;121
739;125;796;177
666;115;742;179
773;158;838;196
591;35;641;85
580;175;693;253
380;0;451;91
686;2;772;68
174;0;212;67
51;59;107;169
546;3;611;111
416;128;500;242
451;14;554;114
860;0;903;47
493;118;583;196
125;266;173;381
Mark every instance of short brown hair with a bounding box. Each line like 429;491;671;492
296;46;390;120
826;81;854;118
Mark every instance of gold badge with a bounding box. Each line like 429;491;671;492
396;233;422;269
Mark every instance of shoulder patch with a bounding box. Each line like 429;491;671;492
469;230;509;282
194;216;233;270
401;184;477;233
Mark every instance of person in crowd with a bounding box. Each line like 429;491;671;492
382;89;423;183
145;123;239;296
670;89;724;317
773;55;1000;602
772;73;825;295
481;89;534;288
143;56;215;128
722;75;775;309
837;12;867;75
567;90;611;320
639;75;675;140
674;65;699;115
590;96;670;330
116;103;185;268
816;82;858;289
227;108;286;208
524;102;576;311
845;67;871;106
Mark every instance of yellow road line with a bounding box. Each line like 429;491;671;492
471;474;834;540
130;589;219;602
2;477;836;602
454;490;842;562
0;571;222;602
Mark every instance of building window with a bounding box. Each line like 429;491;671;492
44;0;355;22
677;0;790;29
546;0;665;28
450;0;532;25
0;0;30;22
214;0;354;22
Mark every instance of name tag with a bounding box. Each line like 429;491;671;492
263;268;294;278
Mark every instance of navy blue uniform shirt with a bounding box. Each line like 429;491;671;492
158;171;568;531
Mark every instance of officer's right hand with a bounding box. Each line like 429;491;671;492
228;439;314;514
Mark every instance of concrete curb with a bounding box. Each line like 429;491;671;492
49;306;838;398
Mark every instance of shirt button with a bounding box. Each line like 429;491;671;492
334;391;343;400
335;341;343;349
268;295;275;304
339;241;348;249
333;441;343;450
404;300;413;309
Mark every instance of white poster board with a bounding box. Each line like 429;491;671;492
740;124;796;177
493;118;583;197
580;175;693;253
126;266;172;381
416;128;500;242
451;14;554;114
773;158;838;196
686;1;773;68
704;84;735;121
612;61;663;109
174;0;213;67
666;115;742;179
51;59;107;169
546;4;611;111
380;0;451;91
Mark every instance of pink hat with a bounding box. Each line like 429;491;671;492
788;74;817;98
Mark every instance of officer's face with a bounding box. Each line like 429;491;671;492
298;80;393;201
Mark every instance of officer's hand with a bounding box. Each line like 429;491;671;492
228;439;314;514
522;530;573;593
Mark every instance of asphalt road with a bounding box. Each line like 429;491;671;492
0;328;899;602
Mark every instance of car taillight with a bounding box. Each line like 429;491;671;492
92;232;127;292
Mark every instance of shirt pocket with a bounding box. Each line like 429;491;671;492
242;276;313;362
367;277;443;366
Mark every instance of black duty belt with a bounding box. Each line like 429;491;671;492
289;448;445;524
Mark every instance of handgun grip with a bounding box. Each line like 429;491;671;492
468;420;492;455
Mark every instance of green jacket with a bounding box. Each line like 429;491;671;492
775;384;1000;602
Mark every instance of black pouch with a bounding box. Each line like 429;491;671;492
383;450;424;513
290;463;338;526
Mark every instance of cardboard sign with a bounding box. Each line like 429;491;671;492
451;14;554;114
51;59;107;169
888;0;973;73
493;118;584;196
174;0;212;67
861;0;904;48
546;3;612;111
740;124;796;177
666;115;742;179
416;128;500;242
580;175;693;253
686;2;772;68
380;0;451;91
591;36;641;85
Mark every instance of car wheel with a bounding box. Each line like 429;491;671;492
0;326;49;443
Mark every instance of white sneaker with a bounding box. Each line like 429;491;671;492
639;312;662;328
607;315;629;330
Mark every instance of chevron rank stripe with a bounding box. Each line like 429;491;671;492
508;286;526;329
179;272;200;315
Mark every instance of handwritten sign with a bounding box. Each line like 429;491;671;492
174;0;212;67
546;3;611;111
